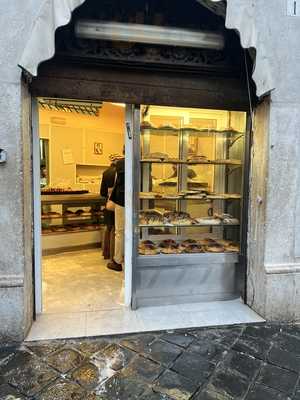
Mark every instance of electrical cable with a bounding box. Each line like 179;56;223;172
244;49;254;129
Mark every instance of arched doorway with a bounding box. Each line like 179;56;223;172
24;0;266;340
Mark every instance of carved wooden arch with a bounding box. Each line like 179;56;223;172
19;0;273;97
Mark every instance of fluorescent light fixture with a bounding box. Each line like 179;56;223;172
38;98;103;116
75;20;224;50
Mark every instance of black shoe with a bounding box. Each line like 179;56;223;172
107;261;122;271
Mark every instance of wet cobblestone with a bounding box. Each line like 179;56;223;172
1;323;300;399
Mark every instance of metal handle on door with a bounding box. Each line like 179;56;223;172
126;122;132;140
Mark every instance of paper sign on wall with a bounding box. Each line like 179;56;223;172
62;149;74;164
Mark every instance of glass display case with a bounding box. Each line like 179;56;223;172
41;194;105;254
132;105;248;308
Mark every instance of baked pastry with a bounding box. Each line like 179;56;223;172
159;239;177;247
205;244;225;253
188;155;209;162
214;213;239;225
195;217;221;225
158;124;177;130
141;121;154;129
159;243;181;254
182;239;198;245
159;178;178;187
64;210;74;216
75;209;84;215
163;211;194;225
143;152;168;161
199;238;217;246
139;210;163;225
140;192;162;199
224;242;240;253
141;240;156;246
183;243;204;253
139;242;160;255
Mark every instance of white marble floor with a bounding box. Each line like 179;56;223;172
42;249;124;314
26;249;264;341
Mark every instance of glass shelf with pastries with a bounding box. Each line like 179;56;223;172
138;107;245;258
41;192;105;236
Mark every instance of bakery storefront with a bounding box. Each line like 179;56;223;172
26;0;255;319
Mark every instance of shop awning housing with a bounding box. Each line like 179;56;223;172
19;0;274;98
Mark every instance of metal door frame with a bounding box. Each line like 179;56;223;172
32;98;43;314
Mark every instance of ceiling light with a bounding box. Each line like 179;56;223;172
75;20;224;50
38;98;103;116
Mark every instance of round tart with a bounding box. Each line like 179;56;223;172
225;244;240;253
183;244;204;253
206;244;225;253
199;238;217;246
139;243;159;255
159;239;177;248
160;244;181;254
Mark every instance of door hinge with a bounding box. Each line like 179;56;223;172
126;122;132;140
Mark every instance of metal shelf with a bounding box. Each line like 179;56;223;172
140;195;241;201
41;193;105;205
41;213;102;220
139;223;240;228
42;227;102;236
141;127;245;135
141;159;242;166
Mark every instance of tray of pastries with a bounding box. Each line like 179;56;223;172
158;239;181;254
139;210;164;225
187;155;209;163
214;213;240;225
195;217;221;225
141;121;155;129
42;188;89;195
143;152;169;161
138;237;239;255
140;192;163;199
163;211;195;225
139;240;160;255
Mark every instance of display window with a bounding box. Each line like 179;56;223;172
138;105;246;256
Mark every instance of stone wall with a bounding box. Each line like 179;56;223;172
0;0;40;341
241;0;300;320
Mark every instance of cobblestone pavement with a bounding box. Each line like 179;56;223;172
1;323;300;399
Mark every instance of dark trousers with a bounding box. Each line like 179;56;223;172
103;225;115;260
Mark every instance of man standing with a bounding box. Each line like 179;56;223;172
107;156;125;272
100;155;117;260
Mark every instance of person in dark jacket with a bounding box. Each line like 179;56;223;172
107;157;125;271
100;156;117;259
